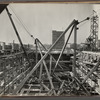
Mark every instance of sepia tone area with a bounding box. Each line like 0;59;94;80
0;3;100;96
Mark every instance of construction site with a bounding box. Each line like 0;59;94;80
0;4;100;96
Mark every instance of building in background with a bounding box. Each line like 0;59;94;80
52;30;65;50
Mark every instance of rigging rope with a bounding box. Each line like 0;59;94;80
9;4;99;47
9;5;36;41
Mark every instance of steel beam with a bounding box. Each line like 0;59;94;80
53;24;75;72
35;39;38;76
74;77;90;95
37;39;63;70
57;80;65;95
49;55;52;75
37;40;56;95
82;57;100;83
39;63;43;81
12;20;76;95
35;39;38;64
0;67;30;95
73;21;78;77
41;83;50;91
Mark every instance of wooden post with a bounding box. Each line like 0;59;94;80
73;21;77;77
49;55;52;75
37;41;56;95
39;63;43;81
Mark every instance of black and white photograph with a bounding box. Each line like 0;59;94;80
0;3;100;96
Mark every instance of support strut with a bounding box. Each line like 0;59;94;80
12;20;76;95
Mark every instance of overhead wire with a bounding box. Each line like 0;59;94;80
9;4;100;48
8;5;36;41
9;4;94;40
78;8;100;28
9;5;95;35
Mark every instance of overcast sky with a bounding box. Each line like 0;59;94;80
0;3;99;45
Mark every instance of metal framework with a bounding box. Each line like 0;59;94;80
0;6;100;96
86;10;99;51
